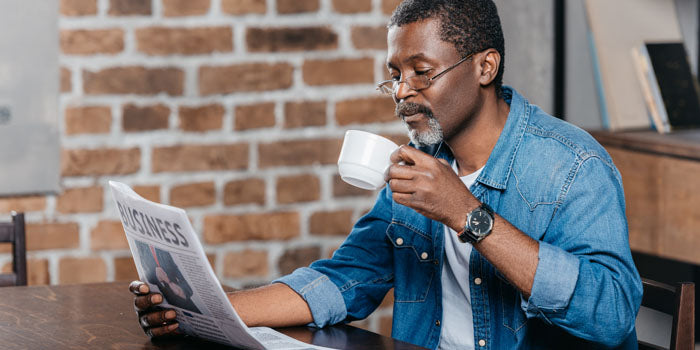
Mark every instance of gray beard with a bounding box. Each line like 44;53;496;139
404;116;444;147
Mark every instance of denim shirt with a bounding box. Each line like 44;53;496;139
275;87;642;349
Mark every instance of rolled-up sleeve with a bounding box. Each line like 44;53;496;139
519;155;642;347
274;267;347;327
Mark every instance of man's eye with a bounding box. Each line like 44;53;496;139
391;75;401;81
415;70;431;75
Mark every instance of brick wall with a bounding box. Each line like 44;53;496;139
1;0;405;336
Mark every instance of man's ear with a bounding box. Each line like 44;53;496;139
477;48;501;87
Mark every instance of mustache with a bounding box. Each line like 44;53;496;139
395;102;433;119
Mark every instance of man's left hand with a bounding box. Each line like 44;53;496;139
386;145;478;231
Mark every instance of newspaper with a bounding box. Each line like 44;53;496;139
109;181;335;350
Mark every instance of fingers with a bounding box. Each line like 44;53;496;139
134;293;163;312
388;178;414;194
130;281;150;295
145;322;180;339
390;145;423;165
386;162;415;181
140;309;177;328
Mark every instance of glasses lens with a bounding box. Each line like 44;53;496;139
407;75;430;91
377;82;394;95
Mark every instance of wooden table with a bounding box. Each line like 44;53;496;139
0;282;426;350
591;129;700;266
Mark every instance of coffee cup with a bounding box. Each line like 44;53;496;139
338;130;399;190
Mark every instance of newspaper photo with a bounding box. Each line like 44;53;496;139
109;181;336;350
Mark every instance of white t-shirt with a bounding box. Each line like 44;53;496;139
437;163;483;350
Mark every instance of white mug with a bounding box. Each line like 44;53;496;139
337;130;399;190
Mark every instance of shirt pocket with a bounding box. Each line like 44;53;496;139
386;222;435;303
496;271;527;334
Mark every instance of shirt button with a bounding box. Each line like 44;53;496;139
435;320;440;326
478;339;486;347
420;252;428;259
474;277;482;285
396;238;404;246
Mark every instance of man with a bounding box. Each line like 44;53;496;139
132;0;642;348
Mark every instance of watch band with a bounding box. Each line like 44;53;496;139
457;203;494;244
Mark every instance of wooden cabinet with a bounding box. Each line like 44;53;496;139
591;130;700;265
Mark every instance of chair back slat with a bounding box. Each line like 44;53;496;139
0;213;27;287
0;224;13;242
639;278;695;350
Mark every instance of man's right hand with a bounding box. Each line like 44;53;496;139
129;280;180;339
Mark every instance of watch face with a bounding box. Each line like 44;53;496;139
469;209;493;236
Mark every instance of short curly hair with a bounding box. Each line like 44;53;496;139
389;0;505;96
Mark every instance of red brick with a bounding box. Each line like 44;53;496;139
114;257;139;281
170;182;216;208
60;29;124;55
90;220;129;250
382;0;401;14
277;0;319;14
224;178;265;206
223;250;268;277
199;63;293;95
303;58;374;86
61;148;141;176
61;67;72;93
333;174;374;197
309;210;353;235
2;259;50;285
57;186;103;214
380;133;410;146
352;26;388;50
162;0;210;17
59;257;107;284
61;0;98;16
335;97;396;125
258;138;341;168
284;101;326;128
65;106;111;135
109;0;152;15
135;27;232;55
277;246;320;275
152;144;248;173
332;0;371;13
132;185;160;203
203;212;299;243
83;67;184;96
235;103;275;130
246;27;337;52
0;196;46;213
122;104;170;132
276;174;320;204
26;222;80;251
221;0;266;15
179;104;224;132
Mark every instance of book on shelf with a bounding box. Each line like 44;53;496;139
633;42;700;133
584;0;683;131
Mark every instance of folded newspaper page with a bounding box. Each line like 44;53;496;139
109;181;336;350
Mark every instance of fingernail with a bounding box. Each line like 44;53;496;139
151;294;162;303
167;323;179;331
165;310;176;319
139;284;149;293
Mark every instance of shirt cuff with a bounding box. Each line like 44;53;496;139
520;241;580;320
273;267;347;327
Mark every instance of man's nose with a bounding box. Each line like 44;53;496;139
394;81;417;102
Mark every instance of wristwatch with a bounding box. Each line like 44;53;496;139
457;203;495;244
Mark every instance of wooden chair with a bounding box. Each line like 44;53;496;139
637;278;695;350
0;212;27;286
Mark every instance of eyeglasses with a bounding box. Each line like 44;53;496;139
376;53;474;96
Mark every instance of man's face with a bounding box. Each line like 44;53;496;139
387;18;480;147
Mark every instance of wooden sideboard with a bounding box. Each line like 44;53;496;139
590;130;700;266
